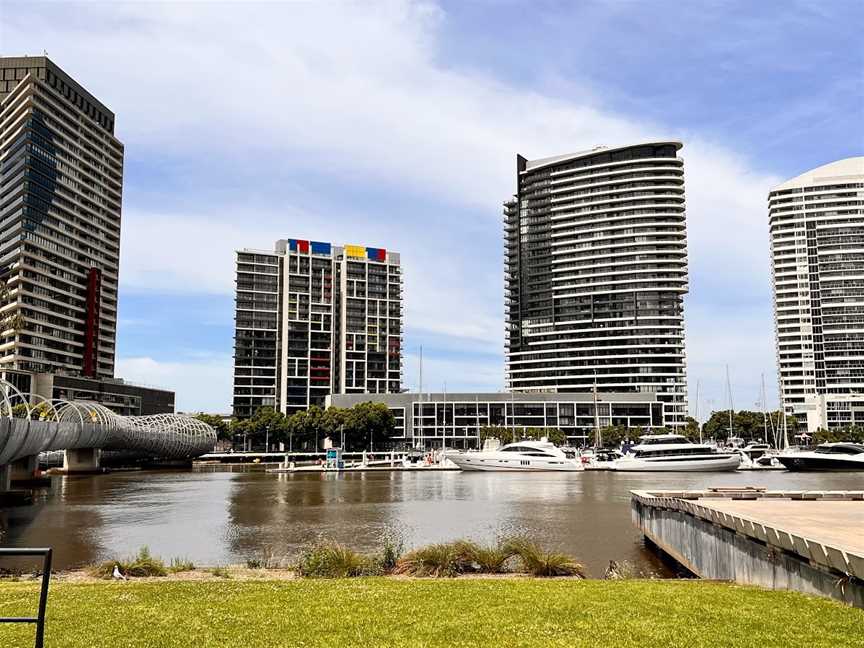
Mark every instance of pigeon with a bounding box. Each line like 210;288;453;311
112;565;127;581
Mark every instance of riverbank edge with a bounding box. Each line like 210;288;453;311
3;567;600;583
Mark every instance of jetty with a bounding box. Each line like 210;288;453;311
631;488;864;607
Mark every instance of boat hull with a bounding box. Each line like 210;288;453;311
447;455;583;472
615;454;741;472
777;456;864;472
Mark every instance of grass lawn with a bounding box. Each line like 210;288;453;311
0;578;861;647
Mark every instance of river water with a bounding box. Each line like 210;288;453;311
1;469;862;577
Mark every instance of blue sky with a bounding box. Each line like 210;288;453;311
3;0;862;414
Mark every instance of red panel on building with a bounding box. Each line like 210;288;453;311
298;240;310;253
377;248;386;261
83;267;102;377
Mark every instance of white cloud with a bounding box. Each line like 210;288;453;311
7;1;787;410
116;355;233;413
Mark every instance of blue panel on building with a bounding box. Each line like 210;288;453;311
311;241;331;255
288;239;298;251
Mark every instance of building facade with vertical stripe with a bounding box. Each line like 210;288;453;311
233;239;402;418
504;142;689;427
0;56;123;379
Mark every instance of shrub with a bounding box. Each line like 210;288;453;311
168;557;195;574
246;558;263;570
208;566;231;579
502;538;585;578
377;535;404;573
125;547;168;578
88;547;168;579
452;540;513;574
87;561;126;579
394;543;459;577
296;542;367;578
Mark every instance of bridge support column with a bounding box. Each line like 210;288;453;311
10;455;39;481
63;448;102;473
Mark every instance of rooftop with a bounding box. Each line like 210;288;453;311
771;156;864;193
522;141;683;173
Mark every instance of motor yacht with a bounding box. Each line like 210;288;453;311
736;443;782;470
585;448;624;471
615;434;741;472
777;443;864;471
446;439;584;472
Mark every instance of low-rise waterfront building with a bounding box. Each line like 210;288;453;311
1;369;174;416
327;391;672;449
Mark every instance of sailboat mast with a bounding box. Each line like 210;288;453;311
593;372;601;448
761;373;769;444
695;379;701;444
417;345;423;448
726;365;734;441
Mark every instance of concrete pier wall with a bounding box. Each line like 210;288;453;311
632;490;864;608
63;447;102;473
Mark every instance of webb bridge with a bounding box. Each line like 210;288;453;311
0;379;216;491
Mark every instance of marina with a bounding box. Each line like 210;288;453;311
2;468;863;577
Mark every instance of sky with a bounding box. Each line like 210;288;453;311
2;0;863;415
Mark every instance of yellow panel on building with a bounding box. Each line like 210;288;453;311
345;245;366;258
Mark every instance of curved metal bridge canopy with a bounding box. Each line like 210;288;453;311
0;380;216;466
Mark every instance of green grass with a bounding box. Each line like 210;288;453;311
0;579;861;647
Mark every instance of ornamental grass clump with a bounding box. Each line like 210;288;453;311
296;542;368;578
88;546;168;579
125;547;168;578
394;543;459;577
502;538;585;578
451;540;513;574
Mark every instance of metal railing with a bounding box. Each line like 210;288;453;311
0;547;52;648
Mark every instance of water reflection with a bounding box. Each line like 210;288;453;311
1;469;862;576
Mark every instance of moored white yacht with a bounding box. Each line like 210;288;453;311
446;439;584;472
777;443;864;471
615;434;741;472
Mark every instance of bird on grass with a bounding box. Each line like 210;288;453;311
112;565;127;581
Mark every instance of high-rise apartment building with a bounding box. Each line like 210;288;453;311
769;157;864;431
233;239;402;418
0;56;123;379
504;142;689;426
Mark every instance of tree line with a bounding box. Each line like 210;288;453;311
194;403;396;452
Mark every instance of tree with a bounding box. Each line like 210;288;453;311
702;409;797;443
321;406;347;446
234;406;288;450
194;413;231;440
342;402;396;451
597;425;630;448
285;405;326;451
813;425;864;445
683;417;701;441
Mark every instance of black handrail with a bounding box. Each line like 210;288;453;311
0;547;52;648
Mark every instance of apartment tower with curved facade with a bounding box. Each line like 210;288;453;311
768;157;864;431
504;142;689;427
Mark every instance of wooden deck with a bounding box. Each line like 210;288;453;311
631;489;864;607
